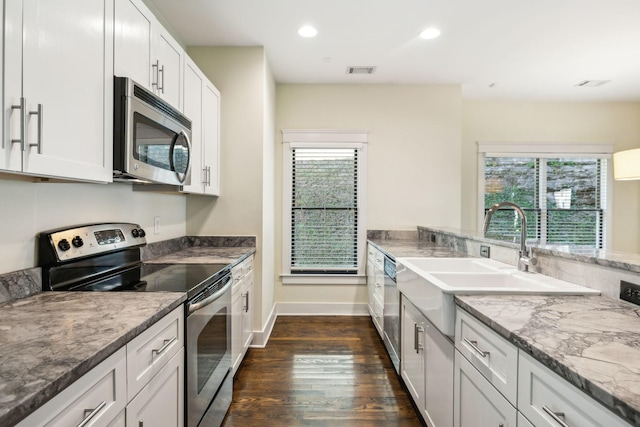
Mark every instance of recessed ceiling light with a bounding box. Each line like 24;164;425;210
298;25;318;38
420;28;441;40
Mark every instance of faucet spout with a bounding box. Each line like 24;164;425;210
483;201;537;272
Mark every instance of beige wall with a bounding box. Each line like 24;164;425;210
185;46;274;331
462;101;640;253
0;174;186;274
275;84;463;304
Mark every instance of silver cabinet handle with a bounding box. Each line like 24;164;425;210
207;166;211;186
152;60;160;90
542;406;570;427
10;97;26;150
413;323;424;354
463;337;489;357
151;336;177;357
77;401;107;427
29;104;43;153
159;65;165;93
244;291;250;313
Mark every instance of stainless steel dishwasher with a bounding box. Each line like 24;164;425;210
382;255;400;373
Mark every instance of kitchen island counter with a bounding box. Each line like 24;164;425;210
0;291;186;426
456;294;640;426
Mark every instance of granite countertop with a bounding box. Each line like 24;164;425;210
145;246;256;265
368;238;467;259
456;294;640;426
0;292;186;426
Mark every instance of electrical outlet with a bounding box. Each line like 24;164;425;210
480;245;490;258
154;216;160;234
620;280;640;306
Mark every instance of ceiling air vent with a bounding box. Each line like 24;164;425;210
347;66;376;75
575;80;611;87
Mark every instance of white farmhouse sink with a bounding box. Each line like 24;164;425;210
396;257;600;337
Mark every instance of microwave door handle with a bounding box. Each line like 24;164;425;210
168;130;192;184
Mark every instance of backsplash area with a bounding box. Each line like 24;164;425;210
419;225;640;300
0;236;256;304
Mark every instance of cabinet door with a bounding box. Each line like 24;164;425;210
401;297;425;411
366;258;375;317
19;0;112;182
241;272;254;349
231;285;244;375
202;80;220;195
114;0;153;87
2;0;21;172
154;25;183;109
180;57;204;194
454;350;517;427
424;321;454;427
126;348;184;427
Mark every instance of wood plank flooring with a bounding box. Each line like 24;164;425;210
221;316;423;427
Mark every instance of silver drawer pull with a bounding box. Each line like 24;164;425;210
463;337;489;357
542;406;569;427
77;401;107;427
152;336;177;357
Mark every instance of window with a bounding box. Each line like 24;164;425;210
478;142;613;249
282;130;367;282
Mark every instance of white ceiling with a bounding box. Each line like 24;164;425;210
148;0;640;102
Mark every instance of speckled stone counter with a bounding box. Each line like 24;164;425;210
0;291;186;426
145;246;256;265
368;238;467;259
455;294;640;426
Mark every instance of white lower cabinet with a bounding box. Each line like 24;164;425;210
17;306;185;427
454;350;517;427
518;351;632;427
126;348;184;427
454;306;634;427
17;347;127;427
401;295;453;427
231;256;254;375
366;244;385;338
518;412;534;427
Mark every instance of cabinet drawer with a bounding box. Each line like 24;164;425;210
455;307;518;405
518;351;632;427
126;305;184;401
454;350;517;427
17;348;126;427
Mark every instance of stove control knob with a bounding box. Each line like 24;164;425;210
72;236;84;248
132;229;140;238
58;239;71;251
138;228;146;238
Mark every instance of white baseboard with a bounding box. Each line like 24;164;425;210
276;302;369;316
249;303;278;348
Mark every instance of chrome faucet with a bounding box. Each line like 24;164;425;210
483;201;537;272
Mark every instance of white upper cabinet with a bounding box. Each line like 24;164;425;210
2;0;113;182
180;56;220;196
114;0;183;110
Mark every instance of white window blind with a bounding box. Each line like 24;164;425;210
290;147;359;273
483;156;608;248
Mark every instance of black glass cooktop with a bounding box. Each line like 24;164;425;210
66;263;230;298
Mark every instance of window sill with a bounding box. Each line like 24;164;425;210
280;274;367;285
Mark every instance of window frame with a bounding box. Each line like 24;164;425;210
282;130;368;284
477;142;614;249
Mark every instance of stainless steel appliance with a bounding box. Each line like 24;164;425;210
37;223;232;427
113;77;192;185
383;255;400;373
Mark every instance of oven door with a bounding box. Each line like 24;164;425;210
186;273;232;427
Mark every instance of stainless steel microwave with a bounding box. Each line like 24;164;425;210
113;77;192;185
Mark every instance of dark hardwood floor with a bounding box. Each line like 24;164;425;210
221;316;423;427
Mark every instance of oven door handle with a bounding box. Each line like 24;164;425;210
188;275;232;314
